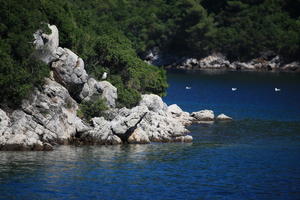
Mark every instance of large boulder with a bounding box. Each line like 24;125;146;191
51;48;88;98
167;104;193;125
1;79;89;151
0;110;55;151
33;24;88;99
104;96;192;144
139;94;167;112
79;117;122;145
128;128;150;144
33;24;59;64
138;109;191;142
191;110;214;121
80;78;117;108
21;78;89;142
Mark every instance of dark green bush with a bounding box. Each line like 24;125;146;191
77;98;108;121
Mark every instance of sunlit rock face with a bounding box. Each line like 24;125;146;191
1;25;197;151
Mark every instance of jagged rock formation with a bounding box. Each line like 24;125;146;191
1;24;208;151
79;78;117;108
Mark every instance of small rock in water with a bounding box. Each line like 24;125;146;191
216;114;233;121
191;110;214;121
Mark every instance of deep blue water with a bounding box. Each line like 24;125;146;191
0;70;300;200
164;70;300;121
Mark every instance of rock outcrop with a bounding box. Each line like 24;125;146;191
167;104;193;125
33;24;59;64
139;94;168;112
79;78;117;108
191;110;215;121
170;53;300;72
1;24;199;151
51;48;88;99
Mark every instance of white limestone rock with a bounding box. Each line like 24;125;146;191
139;94;167;112
191;110;214;121
82;117;122;145
0;109;10;135
216;114;233;121
51;48;88;96
33;24;59;64
79;78;118;108
128;128;150;144
167;104;193;125
21;78;89;143
0;110;54;151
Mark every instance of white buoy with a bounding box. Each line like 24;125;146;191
275;88;281;92
232;88;237;91
185;86;191;90
102;72;107;80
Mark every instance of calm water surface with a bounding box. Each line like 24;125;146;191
1;70;300;200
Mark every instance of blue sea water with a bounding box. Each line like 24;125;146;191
0;70;300;200
164;70;300;121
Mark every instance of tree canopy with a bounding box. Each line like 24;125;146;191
0;0;299;107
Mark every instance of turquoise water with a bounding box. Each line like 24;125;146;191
0;70;300;200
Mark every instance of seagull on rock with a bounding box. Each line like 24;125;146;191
185;86;192;90
102;72;107;80
232;88;237;91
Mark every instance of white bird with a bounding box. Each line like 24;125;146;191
102;72;107;80
185;86;192;90
275;88;281;92
232;88;237;91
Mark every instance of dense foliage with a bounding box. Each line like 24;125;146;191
1;0;299;107
77;98;108;121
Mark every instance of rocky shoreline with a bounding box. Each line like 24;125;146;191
145;50;300;72
0;25;231;151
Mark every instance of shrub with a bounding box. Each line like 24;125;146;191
77;98;108;121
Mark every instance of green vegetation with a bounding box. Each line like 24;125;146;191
77;98;108;121
0;0;299;108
